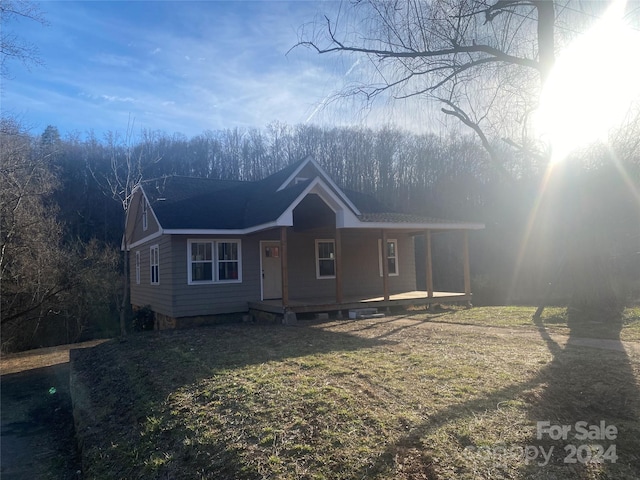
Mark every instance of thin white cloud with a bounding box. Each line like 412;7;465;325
101;95;136;103
91;53;135;68
3;0;439;138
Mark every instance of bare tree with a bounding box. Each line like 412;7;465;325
295;1;610;166
0;118;67;349
297;0;639;317
91;119;160;336
0;0;48;79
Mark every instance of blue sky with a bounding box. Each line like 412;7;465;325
3;1;427;139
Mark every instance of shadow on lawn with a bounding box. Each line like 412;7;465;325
522;311;640;478
70;323;396;480
353;310;640;480
345;312;452;340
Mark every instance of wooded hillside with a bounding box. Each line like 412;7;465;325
2;118;639;352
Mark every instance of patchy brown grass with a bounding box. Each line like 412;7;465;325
72;307;640;479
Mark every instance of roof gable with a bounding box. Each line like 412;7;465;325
124;157;484;242
274;157;361;215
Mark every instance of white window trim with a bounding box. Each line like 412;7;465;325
378;239;399;277
135;251;141;285
187;239;242;285
150;245;160;285
315;239;336;279
142;198;148;231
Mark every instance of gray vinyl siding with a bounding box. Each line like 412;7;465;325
170;235;262;317
285;229;416;300
126;189;161;246
129;235;173;316
287;228;337;300
341;230;416;297
130;228;418;319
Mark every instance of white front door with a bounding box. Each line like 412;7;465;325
261;242;282;300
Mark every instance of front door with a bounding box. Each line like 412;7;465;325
261;241;282;300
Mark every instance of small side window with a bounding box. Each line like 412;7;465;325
150;245;159;285
315;239;336;279
135;251;141;284
379;239;399;276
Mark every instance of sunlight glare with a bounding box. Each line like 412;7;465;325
535;0;640;163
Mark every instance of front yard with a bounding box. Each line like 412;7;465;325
71;306;640;479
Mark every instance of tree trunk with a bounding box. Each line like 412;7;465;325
120;248;128;337
534;0;555;80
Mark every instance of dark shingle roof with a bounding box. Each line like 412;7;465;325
141;158;482;231
142;162;313;230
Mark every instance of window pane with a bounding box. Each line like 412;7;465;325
150;246;159;284
192;262;213;282
387;241;396;257
218;261;239;280
319;259;335;277
192;242;212;261
388;258;397;275
218;242;238;261
318;241;334;260
265;246;279;258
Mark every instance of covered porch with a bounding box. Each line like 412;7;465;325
249;290;471;315
253;224;476;318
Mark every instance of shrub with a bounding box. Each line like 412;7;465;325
132;306;155;332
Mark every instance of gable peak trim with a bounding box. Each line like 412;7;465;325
276;157;361;216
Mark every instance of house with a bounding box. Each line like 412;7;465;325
124;157;484;327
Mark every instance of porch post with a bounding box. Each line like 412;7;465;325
281;226;289;308
462;229;471;302
335;228;343;304
381;229;390;301
425;230;433;298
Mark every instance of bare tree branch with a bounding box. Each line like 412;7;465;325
0;0;48;79
294;0;558;166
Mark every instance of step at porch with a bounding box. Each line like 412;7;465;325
348;308;385;320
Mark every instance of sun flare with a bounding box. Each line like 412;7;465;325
535;0;640;163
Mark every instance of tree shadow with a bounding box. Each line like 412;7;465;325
70;312;640;479
521;310;640;478
350;311;640;479
70;323;397;479
342;311;453;340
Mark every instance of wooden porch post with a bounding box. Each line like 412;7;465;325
462;229;471;302
425;230;433;298
281;226;289;308
381;229;390;301
335;228;343;304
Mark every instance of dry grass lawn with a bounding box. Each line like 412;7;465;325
71;306;640;479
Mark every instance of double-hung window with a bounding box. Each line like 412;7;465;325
150;245;160;284
315;239;336;279
191;242;213;282
379;239;399;276
135;251;141;284
188;240;241;284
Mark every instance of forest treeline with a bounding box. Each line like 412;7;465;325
2;117;639;352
